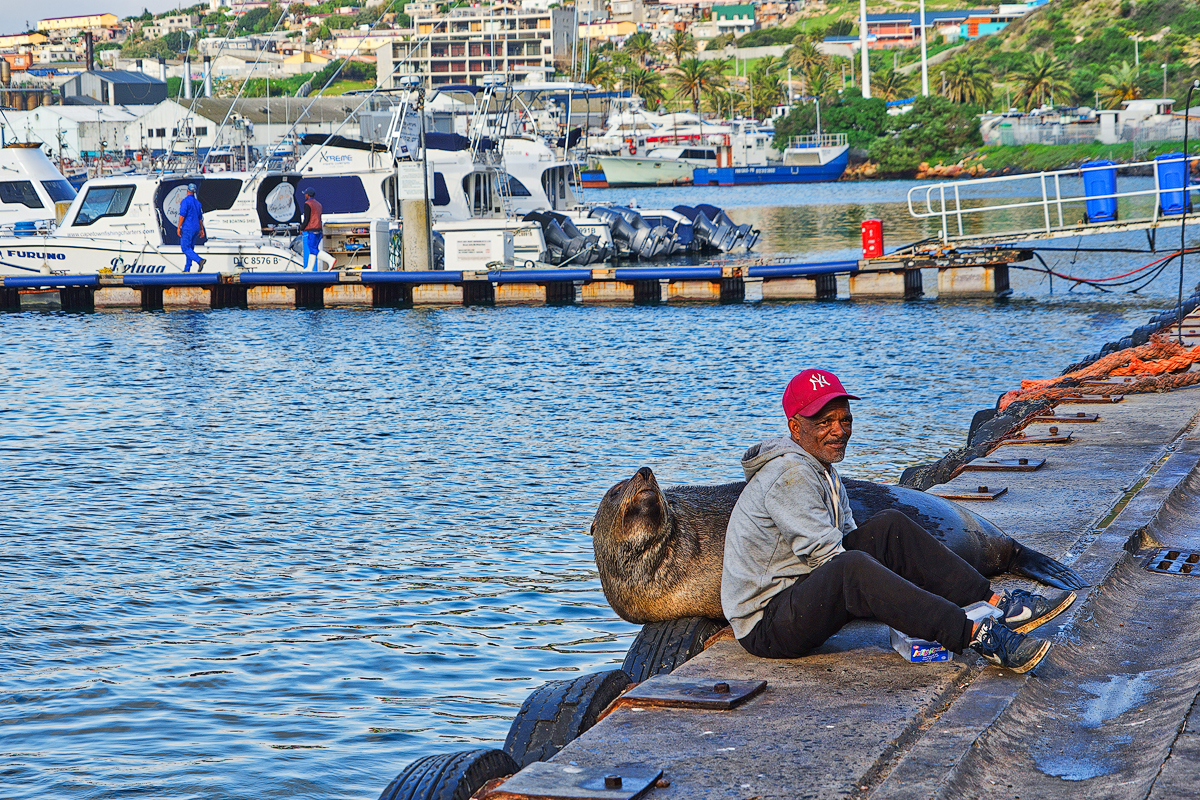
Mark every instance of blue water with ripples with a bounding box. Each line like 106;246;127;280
3;179;1198;799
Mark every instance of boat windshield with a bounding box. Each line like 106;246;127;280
75;185;135;226
0;180;44;209
41;179;76;203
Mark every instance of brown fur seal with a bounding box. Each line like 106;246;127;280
591;467;1086;624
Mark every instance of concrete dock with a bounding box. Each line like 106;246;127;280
480;346;1200;797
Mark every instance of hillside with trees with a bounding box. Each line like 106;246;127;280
588;0;1200;177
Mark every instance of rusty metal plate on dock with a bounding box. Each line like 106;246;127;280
930;485;1008;500
491;763;663;800
999;432;1073;445
1056;394;1124;404
962;457;1045;472
1081;377;1139;386
613;675;766;711
1032;412;1099;423
1145;548;1200;577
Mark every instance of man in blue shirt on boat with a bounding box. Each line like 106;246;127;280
177;184;206;273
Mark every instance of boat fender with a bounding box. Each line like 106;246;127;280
377;749;517;800
621;616;725;683
503;670;630;769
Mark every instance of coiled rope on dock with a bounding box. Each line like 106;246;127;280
997;334;1200;410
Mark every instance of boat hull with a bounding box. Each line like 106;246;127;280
0;237;305;277
693;150;850;186
595;156;696;187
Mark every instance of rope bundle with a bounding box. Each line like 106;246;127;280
998;334;1200;409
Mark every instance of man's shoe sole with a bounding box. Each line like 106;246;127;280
1008;639;1051;673
1010;591;1077;634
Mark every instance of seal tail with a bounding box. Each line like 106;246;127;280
1009;542;1089;590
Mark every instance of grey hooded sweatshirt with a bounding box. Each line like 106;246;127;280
720;436;857;640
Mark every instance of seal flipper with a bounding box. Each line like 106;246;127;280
1008;541;1089;590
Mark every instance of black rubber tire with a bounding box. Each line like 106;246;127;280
503;669;630;769
620;616;726;683
377;748;517;800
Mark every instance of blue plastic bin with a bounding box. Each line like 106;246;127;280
1081;160;1117;223
1155;152;1192;216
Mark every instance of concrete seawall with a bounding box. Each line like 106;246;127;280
468;315;1200;798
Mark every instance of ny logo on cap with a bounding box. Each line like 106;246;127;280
810;373;831;390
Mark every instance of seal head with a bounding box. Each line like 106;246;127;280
590;467;732;623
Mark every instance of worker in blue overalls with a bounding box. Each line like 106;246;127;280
177;183;206;273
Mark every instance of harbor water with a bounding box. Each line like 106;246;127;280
4;179;1199;799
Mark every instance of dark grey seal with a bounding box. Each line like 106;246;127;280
591;467;1086;624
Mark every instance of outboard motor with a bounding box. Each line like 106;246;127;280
610;206;675;258
588;206;641;258
524;211;598;265
546;211;610;263
431;230;446;270
696;203;759;251
675;205;738;252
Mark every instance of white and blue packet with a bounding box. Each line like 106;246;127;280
889;601;1003;663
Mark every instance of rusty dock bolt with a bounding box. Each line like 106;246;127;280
605;775;623;790
978;486;989;493
1076;412;1086;417
1018;458;1029;465
1049;426;1059;435
713;682;730;694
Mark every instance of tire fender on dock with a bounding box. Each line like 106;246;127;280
377;748;517;800
502;669;631;769
621;616;726;683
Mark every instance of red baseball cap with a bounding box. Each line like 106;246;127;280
783;369;859;419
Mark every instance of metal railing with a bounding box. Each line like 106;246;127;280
907;154;1200;243
786;133;848;149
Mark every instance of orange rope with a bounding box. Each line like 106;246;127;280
999;334;1200;409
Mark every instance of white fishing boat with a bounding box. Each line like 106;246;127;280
0;143;78;233
0;172;304;277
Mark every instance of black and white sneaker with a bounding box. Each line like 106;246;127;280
996;588;1076;634
969;616;1051;673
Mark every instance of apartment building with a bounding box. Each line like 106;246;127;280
37;14;119;36
142;15;200;39
376;7;575;89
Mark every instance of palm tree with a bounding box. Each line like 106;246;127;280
1011;51;1073;111
1098;61;1141;109
624;31;656;67
577;52;615;90
806;64;838;100
671;57;724;114
871;65;913;102
749;67;785;119
702;86;742;118
939;54;993;107
663;30;697;64
626;66;665;108
787;40;825;96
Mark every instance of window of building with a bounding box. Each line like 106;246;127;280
156;128;166;137
196;126;208;136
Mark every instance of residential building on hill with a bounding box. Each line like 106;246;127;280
37;14;120;35
142;15;200;39
376;6;575;89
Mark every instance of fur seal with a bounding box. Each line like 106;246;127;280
591;467;1086;624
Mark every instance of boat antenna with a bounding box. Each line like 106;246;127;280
1178;79;1199;343
196;9;290;172
250;13;448;181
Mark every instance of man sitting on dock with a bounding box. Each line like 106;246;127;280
177;184;206;273
720;370;1075;673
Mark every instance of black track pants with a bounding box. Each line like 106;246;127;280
739;510;992;658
